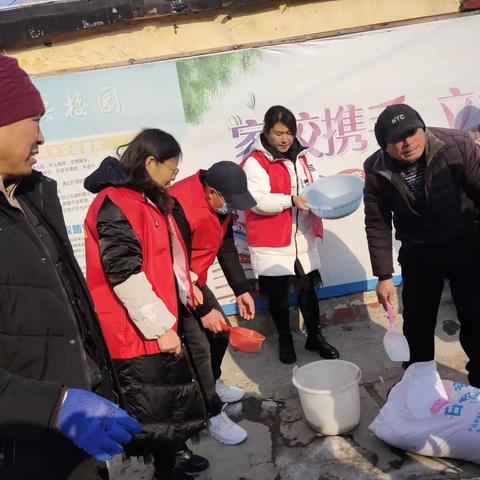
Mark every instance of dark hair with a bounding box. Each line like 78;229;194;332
117;129;181;214
263;105;297;136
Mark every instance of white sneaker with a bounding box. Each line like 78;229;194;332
215;379;245;403
205;407;248;445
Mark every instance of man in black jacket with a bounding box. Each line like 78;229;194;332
0;55;140;480
364;103;480;386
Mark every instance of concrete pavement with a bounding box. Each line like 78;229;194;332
110;284;480;480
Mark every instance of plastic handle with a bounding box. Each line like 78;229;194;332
220;323;231;333
386;302;396;329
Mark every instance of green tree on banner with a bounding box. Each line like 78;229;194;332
176;49;262;125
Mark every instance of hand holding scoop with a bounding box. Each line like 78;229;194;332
383;302;410;362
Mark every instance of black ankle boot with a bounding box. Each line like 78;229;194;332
305;333;339;359
175;447;209;474
279;334;297;364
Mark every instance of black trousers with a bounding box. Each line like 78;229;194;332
181;285;228;417
399;244;480;387
152;447;178;478
1;439;109;480
258;270;321;338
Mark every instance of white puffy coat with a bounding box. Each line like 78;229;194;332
242;137;323;277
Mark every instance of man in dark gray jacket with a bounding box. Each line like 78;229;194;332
364;103;480;386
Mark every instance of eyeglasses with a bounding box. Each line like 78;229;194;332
161;163;180;175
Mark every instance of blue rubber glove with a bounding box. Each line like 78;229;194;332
56;388;141;461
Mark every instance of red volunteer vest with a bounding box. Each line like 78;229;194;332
169;171;231;287
243;150;323;248
243;151;292;247
84;186;191;359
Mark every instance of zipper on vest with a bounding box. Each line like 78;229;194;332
292;161;300;262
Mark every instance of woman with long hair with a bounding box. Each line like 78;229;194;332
84;129;209;479
242;105;339;364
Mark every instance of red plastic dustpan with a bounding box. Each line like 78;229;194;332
221;323;265;353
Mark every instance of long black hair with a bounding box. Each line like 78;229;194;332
263;105;297;136
117;129;181;214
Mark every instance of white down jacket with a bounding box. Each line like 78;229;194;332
242;136;323;277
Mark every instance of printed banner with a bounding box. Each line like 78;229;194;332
33;13;480;312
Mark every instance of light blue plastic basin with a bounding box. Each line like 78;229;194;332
302;174;364;219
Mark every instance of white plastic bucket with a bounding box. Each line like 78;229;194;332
292;360;361;435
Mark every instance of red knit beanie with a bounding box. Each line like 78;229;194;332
0;55;45;128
